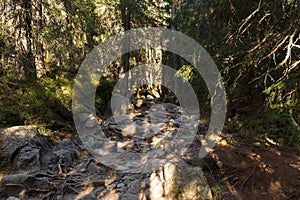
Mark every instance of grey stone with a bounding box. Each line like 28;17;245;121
149;172;164;199
108;124;122;131
122;192;139;200
6;197;20;200
163;162;212;199
123;161;142;169
111;94;131;115
117;183;125;188
0;174;31;186
122;176;137;185
91;179;106;187
117;186;127;193
149;111;168;124
78;192;96;200
93;186;105;195
117;140;134;152
113;115;133;126
0;174;31;198
79;168;86;173
85;118;98;127
122;175;137;180
161;103;179;113
128;180;141;194
50;140;80;172
56;195;63;200
0;126;52;173
1;184;25;198
87;162;105;174
107;183;117;190
13;146;41;173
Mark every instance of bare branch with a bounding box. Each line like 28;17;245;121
276;30;297;68
226;0;263;43
237;0;262;36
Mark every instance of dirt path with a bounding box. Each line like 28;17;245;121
184;134;300;200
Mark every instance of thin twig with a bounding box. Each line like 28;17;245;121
240;165;257;189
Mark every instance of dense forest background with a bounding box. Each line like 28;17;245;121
0;0;299;145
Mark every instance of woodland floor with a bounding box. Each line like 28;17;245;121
184;134;300;200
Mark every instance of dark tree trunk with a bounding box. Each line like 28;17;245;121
22;0;36;79
35;0;45;78
120;0;131;93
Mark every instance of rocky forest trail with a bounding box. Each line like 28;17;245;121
0;98;299;200
0;99;212;200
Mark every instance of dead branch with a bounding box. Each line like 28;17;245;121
240;165;257;189
226;0;263;42
250;29;298;84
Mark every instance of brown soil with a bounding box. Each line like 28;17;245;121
184;134;300;200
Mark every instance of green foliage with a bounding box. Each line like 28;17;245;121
264;73;299;109
0;74;73;134
38;127;66;142
227;109;300;145
210;185;222;200
173;0;299;145
176;65;196;82
95;76;116;111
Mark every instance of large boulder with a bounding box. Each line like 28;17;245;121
0;126;52;173
0;173;55;199
150;162;212;200
0;174;32;198
49;140;81;174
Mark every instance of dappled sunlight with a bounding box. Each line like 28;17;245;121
205;137;300;199
149;162;212;199
289;162;300;171
258;162;274;175
267;180;282;197
181;131;300;199
100;190;120;200
149;171;165;199
0;0;299;199
2;126;37;138
75;183;94;200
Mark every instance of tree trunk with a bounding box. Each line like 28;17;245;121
22;0;36;79
120;0;130;93
0;1;6;68
171;1;180;70
35;0;45;78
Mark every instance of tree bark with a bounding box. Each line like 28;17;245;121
35;0;45;78
120;0;131;93
22;0;36;79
